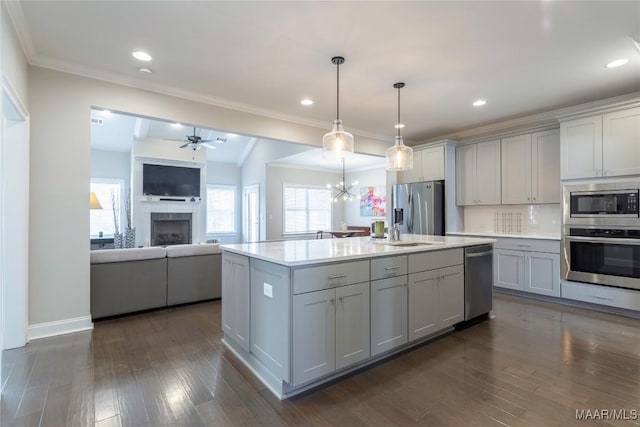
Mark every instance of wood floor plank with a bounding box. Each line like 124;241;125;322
1;296;638;427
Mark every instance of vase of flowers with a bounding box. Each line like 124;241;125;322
124;187;135;248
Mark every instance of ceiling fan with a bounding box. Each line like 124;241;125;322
175;127;226;151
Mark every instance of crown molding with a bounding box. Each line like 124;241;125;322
3;1;36;62
417;92;640;144
25;52;389;143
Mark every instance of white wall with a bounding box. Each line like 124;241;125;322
1;4;28;107
265;165;344;240
207;161;241;244
240;139;312;241
28;66;390;328
91;149;131;188
342;166;387;227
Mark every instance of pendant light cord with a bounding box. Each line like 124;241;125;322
397;86;401;138
336;61;340;121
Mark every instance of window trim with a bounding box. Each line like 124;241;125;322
90;178;125;238
282;183;333;235
206;184;237;234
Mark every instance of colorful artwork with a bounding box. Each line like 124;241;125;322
360;186;386;217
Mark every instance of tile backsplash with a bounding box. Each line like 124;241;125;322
463;204;561;235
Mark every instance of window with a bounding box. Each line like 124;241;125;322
207;185;236;233
90;179;123;237
284;186;332;233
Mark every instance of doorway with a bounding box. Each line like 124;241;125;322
243;185;260;243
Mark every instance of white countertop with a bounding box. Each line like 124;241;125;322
220;235;495;267
447;231;561;241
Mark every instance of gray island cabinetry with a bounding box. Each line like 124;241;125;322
220;235;493;399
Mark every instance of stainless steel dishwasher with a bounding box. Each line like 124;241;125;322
464;244;493;320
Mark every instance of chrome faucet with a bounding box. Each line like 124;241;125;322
389;223;401;242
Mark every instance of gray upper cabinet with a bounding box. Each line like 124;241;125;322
221;252;250;352
371;275;408;356
335;282;370;370
501;129;560;204
292;288;336;386
456;140;501;206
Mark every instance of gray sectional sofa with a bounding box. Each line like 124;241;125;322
90;244;221;319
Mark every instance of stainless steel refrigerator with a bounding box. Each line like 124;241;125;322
392;181;445;236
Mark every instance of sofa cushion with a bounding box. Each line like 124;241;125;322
165;243;221;257
90;247;167;264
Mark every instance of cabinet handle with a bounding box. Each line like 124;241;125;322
330;298;335;304
385;266;401;270
590;295;614;301
338;296;343;303
527;197;530;201
328;274;347;280
516;244;531;248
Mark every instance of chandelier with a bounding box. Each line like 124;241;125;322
327;158;358;202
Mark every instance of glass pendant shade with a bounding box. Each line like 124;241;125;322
386;136;414;171
323;120;354;160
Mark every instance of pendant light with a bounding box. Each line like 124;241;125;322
323;56;354;160
386;82;413;171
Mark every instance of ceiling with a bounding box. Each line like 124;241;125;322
13;1;640;142
270;149;386;172
90;109;255;164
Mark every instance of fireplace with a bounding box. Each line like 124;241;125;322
150;213;192;246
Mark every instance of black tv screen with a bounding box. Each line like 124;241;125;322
143;164;201;197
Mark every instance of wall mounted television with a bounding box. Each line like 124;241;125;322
143;164;201;197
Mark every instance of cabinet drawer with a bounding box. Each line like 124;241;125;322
371;255;408;280
494;238;560;254
293;260;370;294
561;281;640;311
408;248;463;274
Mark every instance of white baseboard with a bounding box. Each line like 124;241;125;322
28;315;93;340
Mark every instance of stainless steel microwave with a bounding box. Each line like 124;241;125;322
563;182;639;227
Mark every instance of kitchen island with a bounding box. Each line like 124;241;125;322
220;234;494;398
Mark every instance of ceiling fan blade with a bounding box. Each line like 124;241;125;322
179;142;190;148
200;139;214;142
201;143;218;150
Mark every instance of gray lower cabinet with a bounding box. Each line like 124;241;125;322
494;249;525;291
292;282;370;386
524;252;560;297
221;253;250;352
371;275;408;356
408;264;464;341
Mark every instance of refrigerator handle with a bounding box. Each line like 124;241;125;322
407;193;413;233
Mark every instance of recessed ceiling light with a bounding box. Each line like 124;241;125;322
172;123;182;128
132;51;152;61
473;99;487;107
138;67;153;73
300;99;314;106
605;59;629;68
394;123;405;129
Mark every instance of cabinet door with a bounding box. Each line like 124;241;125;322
456;144;476;206
560;116;602;179
532;129;560;204
501;134;532;204
408;270;438;341
222;253;250;352
525;252;560;297
421;146;445;181
437;265;465;328
371;276;408;356
493;249;525;291
398;150;423;183
292;289;335;385
602;107;640;177
335;282;370;370
476;140;501;205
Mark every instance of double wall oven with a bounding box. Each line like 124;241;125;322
562;181;640;291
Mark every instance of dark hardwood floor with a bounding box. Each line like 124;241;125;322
2;294;639;426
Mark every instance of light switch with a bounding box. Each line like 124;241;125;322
263;283;273;298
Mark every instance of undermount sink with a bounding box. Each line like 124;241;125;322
385;241;445;247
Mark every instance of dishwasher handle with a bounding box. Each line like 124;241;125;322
466;250;493;258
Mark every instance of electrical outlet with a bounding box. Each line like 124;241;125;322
263;283;273;298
